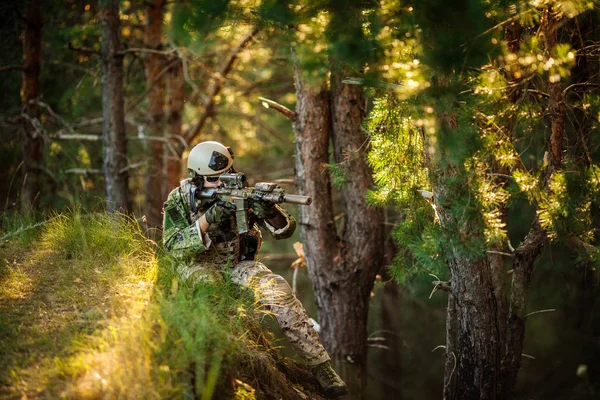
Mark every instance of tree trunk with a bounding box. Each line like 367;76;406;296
100;0;129;212
329;67;385;393
502;219;545;399
143;0;166;230
292;58;384;398
20;0;43;210
166;57;184;189
448;254;500;400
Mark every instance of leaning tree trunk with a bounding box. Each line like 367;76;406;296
20;0;43;210
143;0;166;230
100;0;129;212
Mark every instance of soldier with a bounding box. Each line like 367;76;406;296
162;141;348;398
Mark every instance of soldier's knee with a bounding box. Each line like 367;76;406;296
263;274;295;305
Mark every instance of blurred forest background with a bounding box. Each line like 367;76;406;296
1;0;600;399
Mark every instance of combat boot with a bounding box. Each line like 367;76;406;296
311;360;348;398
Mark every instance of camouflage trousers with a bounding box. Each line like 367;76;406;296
177;260;330;367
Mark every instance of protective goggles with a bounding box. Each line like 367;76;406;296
205;176;220;182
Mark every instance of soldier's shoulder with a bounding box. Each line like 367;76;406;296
166;180;189;203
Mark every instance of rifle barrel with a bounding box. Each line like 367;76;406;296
283;194;312;205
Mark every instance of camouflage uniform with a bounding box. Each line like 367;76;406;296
163;179;330;367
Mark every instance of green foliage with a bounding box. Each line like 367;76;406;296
536;166;600;264
401;0;496;76
257;0;298;29
0;210;285;398
0;211;45;246
150;267;263;399
326;162;347;188
326;0;383;69
41;209;151;268
365;95;428;206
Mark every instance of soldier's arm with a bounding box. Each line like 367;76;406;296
259;205;296;240
163;189;211;259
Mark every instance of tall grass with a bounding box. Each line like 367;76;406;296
1;209;296;399
6;210;276;399
0;209;47;246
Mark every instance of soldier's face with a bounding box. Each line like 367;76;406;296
203;176;222;188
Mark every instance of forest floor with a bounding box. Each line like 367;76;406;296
0;212;325;399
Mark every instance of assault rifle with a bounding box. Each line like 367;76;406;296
195;172;311;234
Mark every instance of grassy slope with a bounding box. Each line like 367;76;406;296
0;211;324;400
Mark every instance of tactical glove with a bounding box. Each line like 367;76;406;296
205;200;236;224
252;199;277;220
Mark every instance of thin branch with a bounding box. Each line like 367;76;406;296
431;280;452;294
68;41;101;56
477;10;533;38
119;161;146;174
0;64;24;73
65;162;146;176
35;101;75;133
64;168;103;175
21;113;47;141
525;89;550;98
258;97;297;120
184;26;259;143
524;308;556;318
57;132;180;156
56;133;102;141
368;343;391;350
0;216;61;241
118;47;177;56
563;82;600;93
170;44;200;97
125;57;181;113
432;345;446;353
486;250;514;258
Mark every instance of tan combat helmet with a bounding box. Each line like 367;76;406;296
187;141;233;177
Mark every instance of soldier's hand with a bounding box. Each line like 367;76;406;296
252;199;277;220
205;200;236;224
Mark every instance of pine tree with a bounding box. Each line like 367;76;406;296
366;0;600;398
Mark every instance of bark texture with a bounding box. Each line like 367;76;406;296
448;255;500;400
441;8;565;399
166;57;184;189
100;0;129;212
329;67;385;380
20;0;43;210
143;0;166;229
292;63;384;398
443;293;457;400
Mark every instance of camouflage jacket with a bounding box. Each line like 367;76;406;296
162;179;296;264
